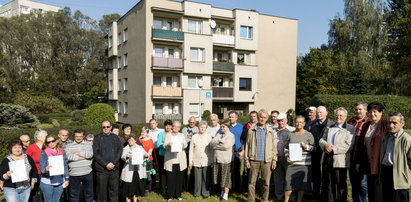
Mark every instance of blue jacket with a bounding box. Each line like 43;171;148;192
39;152;69;183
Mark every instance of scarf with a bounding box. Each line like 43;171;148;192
44;147;64;157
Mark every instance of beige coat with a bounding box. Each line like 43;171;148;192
210;132;235;164
319;127;353;168
244;124;278;163
163;133;188;172
189;132;213;167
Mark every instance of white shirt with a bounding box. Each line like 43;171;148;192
148;128;164;145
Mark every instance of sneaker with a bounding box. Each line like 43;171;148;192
167;198;173;202
177;197;183;200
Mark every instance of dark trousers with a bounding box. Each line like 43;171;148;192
349;164;368;202
242;166;250;193
69;172;94;202
367;173;383;202
167;164;184;199
312;150;322;199
381;165;409;202
158;155;166;193
231;155;242;192
321;154;348;202
96;169;119;202
29;175;43;202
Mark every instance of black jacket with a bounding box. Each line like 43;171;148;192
92;133;122;172
308;118;335;148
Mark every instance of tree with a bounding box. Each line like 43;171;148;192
385;0;411;95
99;13;121;35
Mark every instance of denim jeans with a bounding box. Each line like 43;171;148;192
4;187;31;202
69;173;93;202
40;182;64;202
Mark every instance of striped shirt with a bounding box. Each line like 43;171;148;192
65;141;93;176
285;130;315;166
256;126;266;161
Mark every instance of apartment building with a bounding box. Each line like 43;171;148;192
0;0;60;18
107;0;297;124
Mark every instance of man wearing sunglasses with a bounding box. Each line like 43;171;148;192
92;120;122;202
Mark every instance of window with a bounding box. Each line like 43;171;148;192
108;36;113;48
124;102;128;114
118;102;122;114
166;103;174;114
153;76;162;86
168;49;175;58
166;77;172;86
123;54;128;66
240;26;253;39
123;28;128;42
117;32;121;45
237;53;251;65
239;78;252;91
188;19;202;34
118;79;122;91
154;48;164;57
166;21;173;30
153;20;162;29
188;76;203;88
20;6;29;13
190;48;204;62
124;78;128;91
154;104;163;115
109;80;113;91
112;59;116;68
189;103;200;116
117;56;122;68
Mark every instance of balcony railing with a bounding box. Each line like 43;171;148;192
213;34;234;45
152;57;183;69
213;61;234;72
152;86;182;97
153;114;182;123
152;29;184;41
212;87;233;98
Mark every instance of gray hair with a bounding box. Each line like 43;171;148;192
389;112;405;122
295;115;305;122
354;102;368;109
334;107;348;117
317;106;327;112
34;129;48;142
258;109;269;117
199;121;208;127
210;113;219;120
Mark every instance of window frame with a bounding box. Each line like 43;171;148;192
240;26;253;39
187;76;203;89
190;47;204;62
188;19;202;34
239;78;252;91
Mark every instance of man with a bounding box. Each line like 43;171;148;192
268;110;279;130
65;129;94;202
206;113;220;138
93;120;122;202
319;107;355;202
272;113;293;200
348;102;371;202
147;119;164;191
305;106;317;130
245;109;277;202
240;111;258;192
58;129;73;149
227;111;244;192
308;106;335;199
381;112;411;202
182;117;199;190
19;134;30;153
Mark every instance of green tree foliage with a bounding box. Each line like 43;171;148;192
99;13;121;35
83;103;115;126
0;8;107;109
0;103;40;129
385;0;411;95
14;92;66;114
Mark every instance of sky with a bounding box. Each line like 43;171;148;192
0;0;345;55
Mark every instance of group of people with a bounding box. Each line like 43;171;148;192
0;101;410;202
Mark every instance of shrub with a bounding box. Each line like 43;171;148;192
0;103;39;129
37;123;54;129
71;110;85;123
83;103;115;126
14;92;66;114
36;112;72;125
202;110;211;122
309;94;411;128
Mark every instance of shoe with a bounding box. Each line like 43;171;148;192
167;198;173;202
177;197;183;200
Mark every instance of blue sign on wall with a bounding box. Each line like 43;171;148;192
205;92;212;99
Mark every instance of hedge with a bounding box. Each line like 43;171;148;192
83;103;115;125
308;94;411;128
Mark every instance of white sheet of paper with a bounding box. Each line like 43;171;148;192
171;143;182;153
289;143;303;161
48;155;64;176
9;159;28;183
171;136;182;144
131;148;144;165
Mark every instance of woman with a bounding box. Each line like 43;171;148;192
163;121;187;201
354;102;389;202
121;124;133;146
210;120;235;201
284;115;315;202
139;127;155;194
40;135;69;202
155;119;173;194
189;121;212;198
0;138;38;202
121;135;147;202
26;129;47;202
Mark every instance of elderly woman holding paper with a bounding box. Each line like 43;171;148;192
284;115;315;202
121;135;148;202
0;138;38;202
39;134;69;202
164;121;187;201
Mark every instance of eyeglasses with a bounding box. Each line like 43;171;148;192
86;139;93;142
46;139;56;144
102;126;111;129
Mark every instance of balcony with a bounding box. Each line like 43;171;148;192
152;57;183;69
213;61;234;72
152;29;184;41
153;114;182;123
213;34;234;45
152;86;182;97
212;87;233;99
